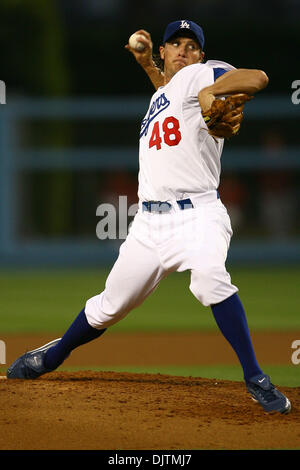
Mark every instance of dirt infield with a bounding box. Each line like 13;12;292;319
0;371;299;450
2;330;299;367
0;332;299;450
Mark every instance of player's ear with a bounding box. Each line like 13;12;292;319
199;50;205;63
159;45;165;60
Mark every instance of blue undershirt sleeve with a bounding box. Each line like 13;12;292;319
213;67;228;81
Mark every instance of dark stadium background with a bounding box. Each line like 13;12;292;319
0;0;299;389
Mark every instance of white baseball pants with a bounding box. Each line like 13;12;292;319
85;192;238;329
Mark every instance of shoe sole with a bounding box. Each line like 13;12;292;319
250;395;291;414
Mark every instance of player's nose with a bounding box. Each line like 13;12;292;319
177;45;187;56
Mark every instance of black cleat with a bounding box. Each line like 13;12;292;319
246;373;291;414
6;338;61;379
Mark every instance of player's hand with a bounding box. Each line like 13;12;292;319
125;30;154;69
198;90;216;114
200;92;253;139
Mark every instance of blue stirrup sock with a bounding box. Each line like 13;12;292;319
44;309;106;370
211;293;262;382
45;295;261;380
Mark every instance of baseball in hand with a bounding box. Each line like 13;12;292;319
129;33;146;52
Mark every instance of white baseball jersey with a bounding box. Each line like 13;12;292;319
85;59;239;329
138;60;235;202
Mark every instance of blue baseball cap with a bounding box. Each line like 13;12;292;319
163;20;205;50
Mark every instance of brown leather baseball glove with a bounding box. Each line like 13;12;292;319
202;93;253;139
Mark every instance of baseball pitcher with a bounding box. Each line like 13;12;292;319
7;20;291;415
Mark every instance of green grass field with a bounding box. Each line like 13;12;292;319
0;266;299;333
1;266;299;386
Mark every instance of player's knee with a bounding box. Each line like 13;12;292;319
189;266;237;307
85;292;131;329
189;268;216;306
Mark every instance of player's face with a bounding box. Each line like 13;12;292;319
160;36;204;82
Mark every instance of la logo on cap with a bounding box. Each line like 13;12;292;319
180;20;190;29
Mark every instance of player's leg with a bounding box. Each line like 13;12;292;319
42;309;107;371
84;233;168;330
45;233;166;371
187;200;290;413
186;202;263;380
7;232;167;378
210;293;262;380
211;293;290;413
189;268;263;382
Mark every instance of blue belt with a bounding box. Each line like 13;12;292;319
142;192;220;213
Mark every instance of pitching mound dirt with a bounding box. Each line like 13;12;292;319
0;370;299;450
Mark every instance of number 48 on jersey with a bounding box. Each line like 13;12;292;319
149;116;182;150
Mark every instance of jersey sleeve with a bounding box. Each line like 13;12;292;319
177;59;236;98
180;60;236;130
205;59;236;72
